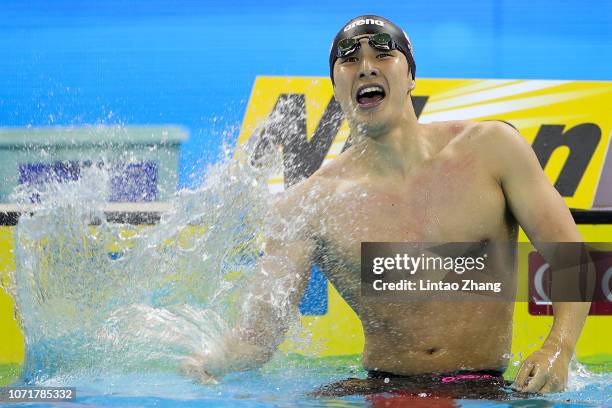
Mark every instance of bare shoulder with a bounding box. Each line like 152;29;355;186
432;119;515;142
468;119;522;143
270;169;334;219
470;120;531;157
424;120;480;150
456;120;536;179
435;119;524;152
427;119;534;182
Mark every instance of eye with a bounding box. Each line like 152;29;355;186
340;57;358;63
376;53;392;59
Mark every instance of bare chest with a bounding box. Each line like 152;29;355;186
316;154;509;266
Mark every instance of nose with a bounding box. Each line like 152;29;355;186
358;57;380;79
359;58;380;79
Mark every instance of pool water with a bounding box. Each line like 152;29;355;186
1;355;610;407
2;143;610;407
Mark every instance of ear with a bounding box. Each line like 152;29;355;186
408;71;416;93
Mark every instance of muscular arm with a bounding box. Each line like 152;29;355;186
485;121;591;392
229;233;315;367
181;183;316;381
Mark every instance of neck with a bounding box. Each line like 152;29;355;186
349;103;432;178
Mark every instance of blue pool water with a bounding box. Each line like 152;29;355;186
7;355;611;408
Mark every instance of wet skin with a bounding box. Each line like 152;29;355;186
259;37;587;389
269;38;520;374
291;120;516;375
183;36;589;394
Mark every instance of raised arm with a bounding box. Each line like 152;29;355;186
181;183;317;383
483;121;592;393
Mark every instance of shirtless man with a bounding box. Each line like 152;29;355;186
182;15;591;395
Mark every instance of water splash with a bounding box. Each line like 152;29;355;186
557;358;612;404
4;129;609;406
6;140;299;383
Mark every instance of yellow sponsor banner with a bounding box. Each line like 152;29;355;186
1;77;611;365
237;76;612;361
2;225;609;362
238;76;612;208
0;227;24;364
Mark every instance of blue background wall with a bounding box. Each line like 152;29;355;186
2;0;611;188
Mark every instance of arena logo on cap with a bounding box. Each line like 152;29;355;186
344;18;384;32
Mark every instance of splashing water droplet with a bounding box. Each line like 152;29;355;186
8;133;303;383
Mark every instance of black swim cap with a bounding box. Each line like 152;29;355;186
329;15;416;85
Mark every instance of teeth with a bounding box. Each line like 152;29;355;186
358;86;384;96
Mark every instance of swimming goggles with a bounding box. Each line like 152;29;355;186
336;32;398;58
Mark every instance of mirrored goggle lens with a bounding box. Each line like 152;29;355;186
370;32;392;47
337;38;358;57
337;33;396;58
369;33;396;51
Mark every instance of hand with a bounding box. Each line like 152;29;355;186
512;342;572;393
178;333;273;384
179;353;219;385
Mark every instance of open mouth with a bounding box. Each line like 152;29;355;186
356;84;386;108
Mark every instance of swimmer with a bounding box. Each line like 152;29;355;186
181;15;592;396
